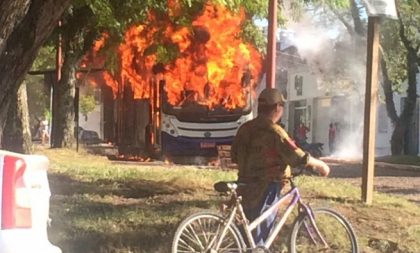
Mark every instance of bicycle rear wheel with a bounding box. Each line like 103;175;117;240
172;211;245;253
289;207;358;253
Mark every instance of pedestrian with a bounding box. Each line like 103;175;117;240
328;123;336;154
294;121;310;145
40;117;50;145
231;88;330;245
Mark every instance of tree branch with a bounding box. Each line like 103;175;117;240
329;6;355;36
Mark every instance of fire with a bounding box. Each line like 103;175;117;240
95;1;263;109
78;33;112;90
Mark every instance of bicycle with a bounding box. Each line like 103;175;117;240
171;168;358;253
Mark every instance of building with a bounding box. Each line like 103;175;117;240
276;39;420;157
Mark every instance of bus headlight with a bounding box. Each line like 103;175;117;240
162;119;178;137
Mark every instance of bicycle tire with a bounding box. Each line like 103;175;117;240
172;211;246;253
289;207;358;253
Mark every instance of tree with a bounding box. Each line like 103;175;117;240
0;0;71;148
1;83;33;153
380;0;420;154
80;93;97;121
300;0;419;155
329;0;419;155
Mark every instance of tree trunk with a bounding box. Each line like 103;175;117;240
350;0;365;36
0;0;71;146
51;52;78;148
49;5;97;148
389;14;419;155
390;121;405;155
2;83;33;153
380;57;399;123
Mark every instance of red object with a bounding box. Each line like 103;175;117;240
266;0;277;89
1;155;32;229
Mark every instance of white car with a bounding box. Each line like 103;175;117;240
0;150;61;253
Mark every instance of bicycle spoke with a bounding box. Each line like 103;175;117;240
290;208;358;253
196;218;210;245
177;237;200;252
172;212;244;253
191;222;207;249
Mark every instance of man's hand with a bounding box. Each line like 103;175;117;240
307;156;330;176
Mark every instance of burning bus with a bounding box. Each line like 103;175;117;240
149;69;256;158
86;3;264;159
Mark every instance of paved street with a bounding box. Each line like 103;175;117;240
326;159;420;204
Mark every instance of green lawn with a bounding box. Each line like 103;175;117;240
40;148;420;253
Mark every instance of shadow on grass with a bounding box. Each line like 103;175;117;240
51;221;175;253
48;172;223;253
49;172;192;199
49;196;220;253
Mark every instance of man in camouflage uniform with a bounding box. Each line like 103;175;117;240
231;88;330;245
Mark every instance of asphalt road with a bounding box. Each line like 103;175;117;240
325;159;420;204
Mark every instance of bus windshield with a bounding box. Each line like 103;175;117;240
162;91;252;123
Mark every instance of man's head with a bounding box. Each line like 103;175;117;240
257;88;286;122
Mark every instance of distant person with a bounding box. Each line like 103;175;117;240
328;123;336;154
295;122;310;144
334;122;341;146
40;117;49;145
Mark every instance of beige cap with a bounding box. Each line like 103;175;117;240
258;88;286;105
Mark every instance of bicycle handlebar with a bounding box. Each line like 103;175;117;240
290;166;319;178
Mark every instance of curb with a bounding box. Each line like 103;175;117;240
375;161;420;173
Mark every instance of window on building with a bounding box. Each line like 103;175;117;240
294;75;303;96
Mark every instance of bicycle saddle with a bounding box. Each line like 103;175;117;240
213;181;237;192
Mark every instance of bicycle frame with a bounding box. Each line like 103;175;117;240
216;184;316;251
245;186;306;249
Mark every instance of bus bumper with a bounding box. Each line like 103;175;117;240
161;132;233;157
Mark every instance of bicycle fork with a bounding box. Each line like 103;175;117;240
300;205;329;249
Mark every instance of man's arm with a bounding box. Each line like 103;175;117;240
306;156;330;176
274;126;329;177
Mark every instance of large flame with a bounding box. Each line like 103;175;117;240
100;1;263;109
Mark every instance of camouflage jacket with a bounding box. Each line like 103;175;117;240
231;116;309;210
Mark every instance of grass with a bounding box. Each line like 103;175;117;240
38;148;420;253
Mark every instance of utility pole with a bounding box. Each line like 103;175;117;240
362;16;380;204
266;0;277;89
51;20;62;147
361;0;398;204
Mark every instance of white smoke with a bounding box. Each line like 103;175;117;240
283;8;368;159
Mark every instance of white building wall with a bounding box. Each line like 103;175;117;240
284;65;413;157
79;104;103;139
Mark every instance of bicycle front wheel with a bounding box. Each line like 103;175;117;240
172;211;245;253
289;207;358;253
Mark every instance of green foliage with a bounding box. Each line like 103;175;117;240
26;76;50;126
241;20;266;53
79;93;97;119
31;46;56;70
156;44;179;64
381;0;420;92
304;0;350;8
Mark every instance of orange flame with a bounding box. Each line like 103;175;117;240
93;1;263;109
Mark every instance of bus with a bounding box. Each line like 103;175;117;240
146;80;254;158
